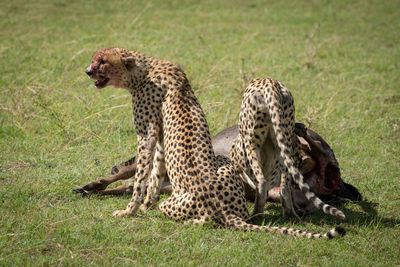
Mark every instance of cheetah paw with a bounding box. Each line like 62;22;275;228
185;218;207;226
113;210;129;217
140;200;158;211
139;204;149;212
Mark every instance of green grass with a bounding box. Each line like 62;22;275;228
1;0;399;265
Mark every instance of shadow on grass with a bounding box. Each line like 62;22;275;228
261;199;400;229
74;183;399;230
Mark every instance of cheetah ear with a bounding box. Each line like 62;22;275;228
122;56;136;71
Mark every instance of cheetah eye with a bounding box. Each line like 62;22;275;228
99;59;105;65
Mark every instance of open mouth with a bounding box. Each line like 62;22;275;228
94;76;110;89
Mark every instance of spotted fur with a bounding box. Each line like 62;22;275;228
231;78;345;219
85;48;344;239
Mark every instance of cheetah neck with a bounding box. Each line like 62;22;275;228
123;51;159;92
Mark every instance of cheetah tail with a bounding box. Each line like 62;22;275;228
266;94;346;220
225;214;345;240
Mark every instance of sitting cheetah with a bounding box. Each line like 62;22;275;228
230;78;345;220
85;48;344;238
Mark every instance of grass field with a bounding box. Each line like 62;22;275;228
1;0;399;265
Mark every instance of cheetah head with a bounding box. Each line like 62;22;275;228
85;48;136;89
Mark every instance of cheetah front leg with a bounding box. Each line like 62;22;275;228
140;142;166;211
113;134;157;217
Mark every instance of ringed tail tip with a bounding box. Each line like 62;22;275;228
327;226;346;239
336;211;346;220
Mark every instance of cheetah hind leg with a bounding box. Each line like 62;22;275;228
159;192;196;222
249;180;267;224
279;168;301;220
246;145;268;223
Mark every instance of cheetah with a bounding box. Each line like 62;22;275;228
84;48;345;239
230;78;346;220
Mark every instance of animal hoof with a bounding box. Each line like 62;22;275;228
72;187;89;197
82;181;107;192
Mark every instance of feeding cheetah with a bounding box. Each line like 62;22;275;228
230;78;346;220
84;48;344;238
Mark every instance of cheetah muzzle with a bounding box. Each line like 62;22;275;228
85;66;110;89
